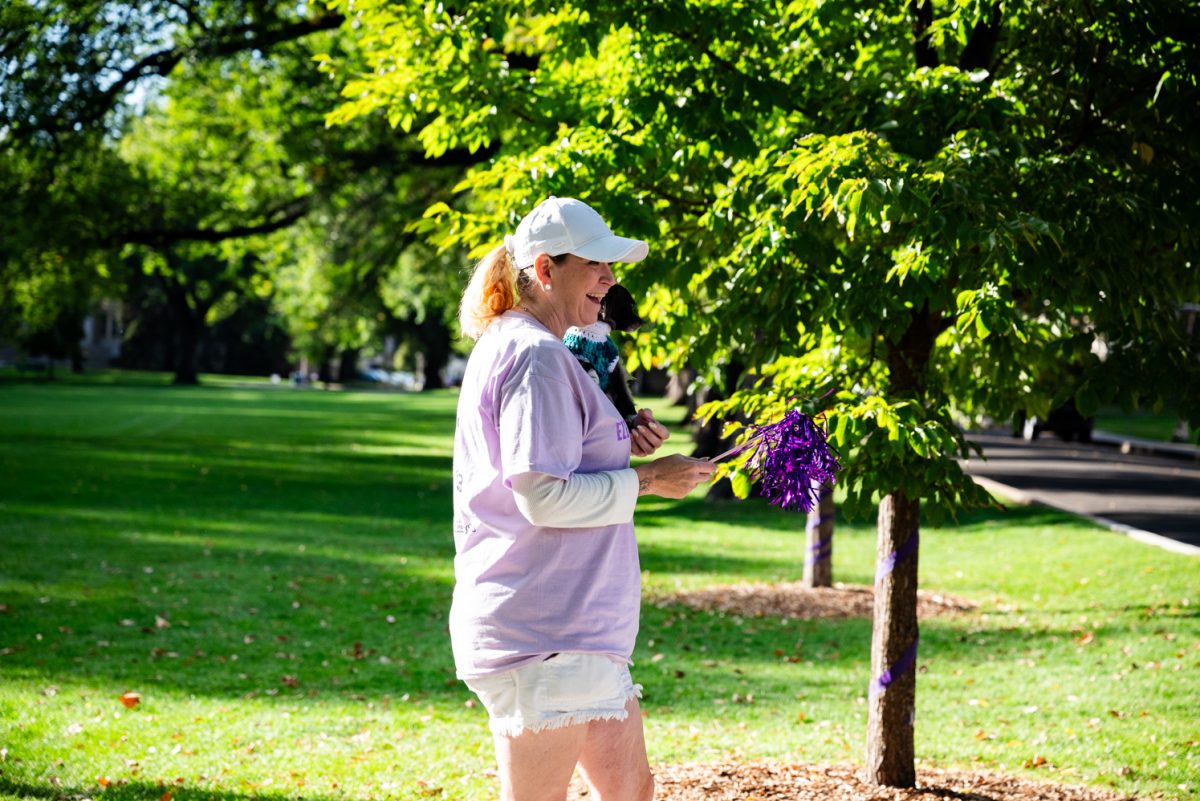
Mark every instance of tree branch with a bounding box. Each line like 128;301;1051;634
59;12;346;134
910;1;939;69
123;195;313;249
1065;39;1108;153
637;183;709;213
958;2;1003;71
343;139;500;173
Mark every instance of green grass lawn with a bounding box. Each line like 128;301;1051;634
0;379;1196;801
1094;408;1198;445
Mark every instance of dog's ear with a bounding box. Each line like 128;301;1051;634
600;284;643;332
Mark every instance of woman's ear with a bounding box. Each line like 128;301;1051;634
533;253;555;289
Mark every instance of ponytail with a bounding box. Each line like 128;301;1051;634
459;244;519;340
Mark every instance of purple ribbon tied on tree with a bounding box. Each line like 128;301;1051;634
869;635;919;700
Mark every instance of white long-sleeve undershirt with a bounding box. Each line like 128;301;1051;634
510;469;639;528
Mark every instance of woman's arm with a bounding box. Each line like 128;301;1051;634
632;454;717;499
511;452;717;528
510;470;639;527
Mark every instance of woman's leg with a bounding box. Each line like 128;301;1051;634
493;722;588;801
577;698;654;801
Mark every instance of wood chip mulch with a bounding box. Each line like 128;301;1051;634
650;582;978;621
609;590;1134;800
569;761;1140;801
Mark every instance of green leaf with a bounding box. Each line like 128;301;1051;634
729;470;754;500
1076;385;1101;418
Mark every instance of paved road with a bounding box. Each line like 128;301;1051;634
960;433;1200;552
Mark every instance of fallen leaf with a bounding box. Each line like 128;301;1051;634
119;692;141;708
155;615;171;629
97;776;111;787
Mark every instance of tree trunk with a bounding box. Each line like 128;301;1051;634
865;300;943;787
866;491;921;787
173;316;202;385
418;315;450;390
158;267;206;386
70;342;84;374
802;481;835;588
337;347;360;384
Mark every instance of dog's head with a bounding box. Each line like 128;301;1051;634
599;284;642;333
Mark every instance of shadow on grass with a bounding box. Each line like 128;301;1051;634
634;601;877;710
0;385;461;703
0;776;345;801
5;447;455;547
631;596;1184;720
0;523;459;702
3;382;1160;718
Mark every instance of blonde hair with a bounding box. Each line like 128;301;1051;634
459;244;523;340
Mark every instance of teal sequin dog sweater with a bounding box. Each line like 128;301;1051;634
563;322;620;391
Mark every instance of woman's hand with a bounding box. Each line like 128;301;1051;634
633;454;717;499
629;408;669;457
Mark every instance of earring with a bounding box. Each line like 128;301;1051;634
543;283;552;290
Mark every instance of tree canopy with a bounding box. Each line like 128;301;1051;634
325;0;1200;784
1;0;478;383
327;0;1199;516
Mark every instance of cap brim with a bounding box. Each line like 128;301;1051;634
572;235;649;265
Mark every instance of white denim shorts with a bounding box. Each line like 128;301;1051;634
464;652;643;737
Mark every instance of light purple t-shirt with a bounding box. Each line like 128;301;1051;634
449;312;639;680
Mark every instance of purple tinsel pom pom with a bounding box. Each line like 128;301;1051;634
743;409;841;513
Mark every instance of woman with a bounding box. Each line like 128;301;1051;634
451;196;715;801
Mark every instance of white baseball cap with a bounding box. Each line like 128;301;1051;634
506;196;649;269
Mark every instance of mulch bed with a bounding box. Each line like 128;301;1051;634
649;582;979;620
595;587;1131;801
570;761;1139;801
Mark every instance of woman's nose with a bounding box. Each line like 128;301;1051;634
598;262;615;284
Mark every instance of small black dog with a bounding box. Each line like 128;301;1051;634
600;284;643;422
563;284;643;423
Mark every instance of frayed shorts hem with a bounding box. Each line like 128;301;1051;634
488;686;643;738
464;652;642;739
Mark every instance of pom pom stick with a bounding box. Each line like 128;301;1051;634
711;435;761;463
712;408;841;513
